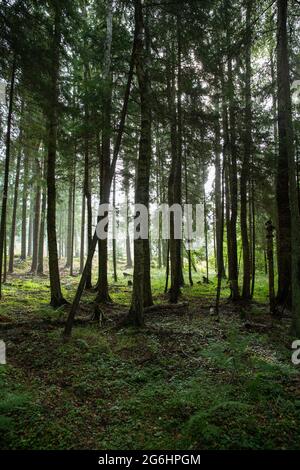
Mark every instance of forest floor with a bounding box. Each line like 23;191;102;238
0;260;300;450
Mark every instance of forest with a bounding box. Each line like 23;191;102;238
1;0;300;454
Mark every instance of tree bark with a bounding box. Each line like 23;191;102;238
213;93;226;279
0;57;16;298
240;0;252;300
226;54;240;300
277;0;300;334
96;0;113;302
112;175;118;282
20;147;29;260
64;15;137;338
8;113;23;273
65;174;73;269
79;187;85;274
37;159;47;275
125;0;152;325
46;4;67;307
30;158;41;273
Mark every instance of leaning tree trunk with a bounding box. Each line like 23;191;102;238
46;4;67;307
277;0;300;334
0;57;16;299
64;15;137;339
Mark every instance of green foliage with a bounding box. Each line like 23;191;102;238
0;368;31;448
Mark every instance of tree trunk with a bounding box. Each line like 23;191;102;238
273;44;291;306
8;114;23;273
30;159;41;273
277;0;300;334
226;54;240;300
96;0;113;303
79;183;85;274
0;57;16;298
203;170;209;283
214;94;226;279
125;0;152;326
125;188;133;269
37;160;47;275
64;16;137;338
168;17;184;304
70;159;76;276
65;175;73;269
83;90;93;289
46;4;67;307
21;148;29;260
112;175;117;282
27;193;33;258
240;0;252;300
266;220;276;315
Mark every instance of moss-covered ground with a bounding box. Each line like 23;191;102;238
0;260;299;450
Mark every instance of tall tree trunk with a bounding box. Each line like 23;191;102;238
8;115;23;273
227;56;240;300
142;1;153;308
27;194;33;258
240;0;252;300
37;160;47;275
274;41;291;306
214;93;226;279
46;4;67;307
215;146;226;317
125;187;132;269
64;16;137;338
65;174;73;269
0;57;16;298
277;0;300;334
184;137;193;286
250;157;256;297
30;159;41;273
168;17;184;304
21;149;29;260
79;188;85;274
96;0;113;303
3;229;7;284
83;88;93;289
112;175;117;282
203;169;209;283
70;159;76;276
125;0;151;325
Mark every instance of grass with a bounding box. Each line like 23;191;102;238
0;261;299;450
